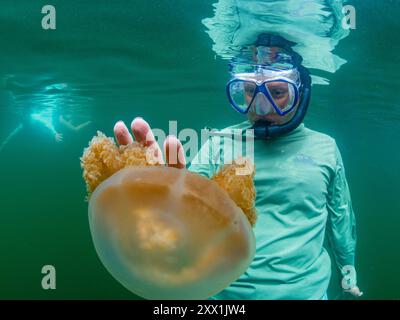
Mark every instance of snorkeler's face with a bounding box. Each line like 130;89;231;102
227;64;301;125
247;90;299;125
247;105;297;125
244;79;295;125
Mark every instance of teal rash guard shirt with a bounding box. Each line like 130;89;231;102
188;121;357;300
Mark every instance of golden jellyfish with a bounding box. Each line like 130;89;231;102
81;132;257;299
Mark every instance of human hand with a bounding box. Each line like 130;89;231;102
113;117;186;168
55;132;63;143
344;285;363;298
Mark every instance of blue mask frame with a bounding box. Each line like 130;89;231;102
226;77;300;116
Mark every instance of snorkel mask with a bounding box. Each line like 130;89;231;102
227;67;301;116
226;34;312;139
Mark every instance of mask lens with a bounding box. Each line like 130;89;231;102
264;81;297;113
228;81;257;113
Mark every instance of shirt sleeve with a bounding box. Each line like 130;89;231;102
326;142;357;278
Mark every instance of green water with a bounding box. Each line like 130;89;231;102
0;0;399;299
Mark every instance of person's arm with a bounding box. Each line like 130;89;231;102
31;113;63;142
60;115;91;132
75;120;92;131
326;142;362;297
0;123;24;152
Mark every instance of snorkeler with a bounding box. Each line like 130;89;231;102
112;33;362;300
0;108;92;153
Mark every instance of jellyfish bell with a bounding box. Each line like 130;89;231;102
81;132;257;299
88;165;256;300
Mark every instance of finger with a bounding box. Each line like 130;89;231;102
131;117;163;162
114;121;133;146
164;135;186;169
130;117;157;146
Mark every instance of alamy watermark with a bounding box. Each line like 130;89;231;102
41;265;56;290
144;121;255;175
342;5;356;30
41;5;56;30
341;265;357;290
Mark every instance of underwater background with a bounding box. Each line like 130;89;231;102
0;0;399;299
